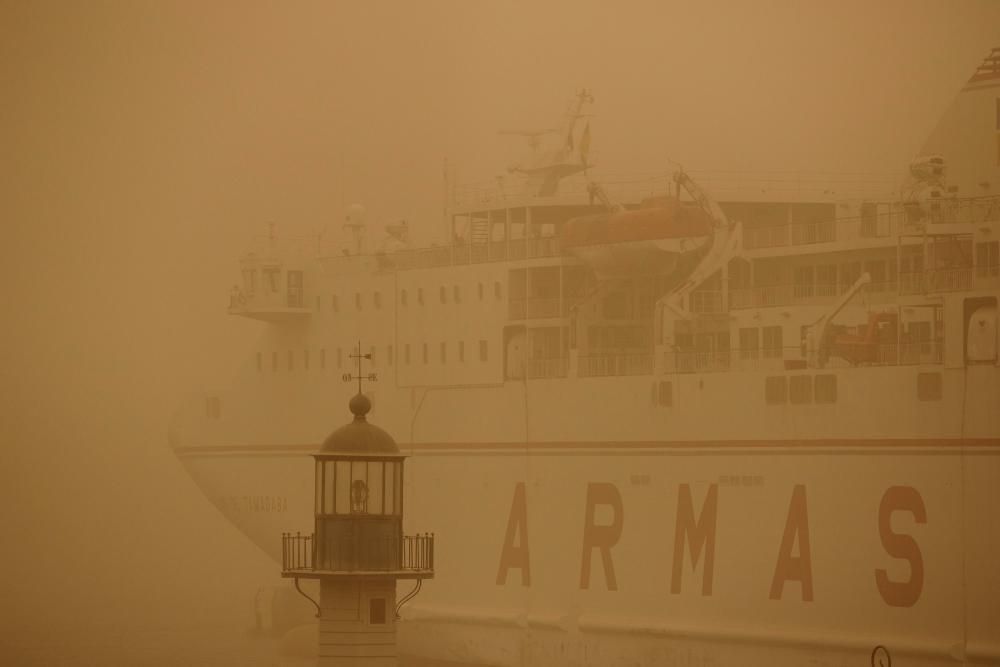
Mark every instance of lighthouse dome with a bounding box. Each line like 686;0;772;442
319;394;400;455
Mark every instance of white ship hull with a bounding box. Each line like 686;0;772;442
172;365;1000;666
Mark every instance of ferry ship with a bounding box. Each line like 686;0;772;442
171;49;1000;666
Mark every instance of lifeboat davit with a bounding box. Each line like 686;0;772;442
561;196;714;275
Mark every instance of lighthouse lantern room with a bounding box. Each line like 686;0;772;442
281;388;434;667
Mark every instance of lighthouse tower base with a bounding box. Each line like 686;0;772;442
319;578;398;666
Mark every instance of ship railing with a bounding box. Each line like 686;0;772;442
899;268;976;295
281;532;434;573
526;357;568;379
742;194;1000;250
526;298;563;319
727;281;902;310
689;291;726;314
578;353;653;377
660;343;943;375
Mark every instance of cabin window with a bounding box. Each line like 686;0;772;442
765;376;787;405
657;380;673;407
303;349;310;371
815;374;837;403
479;339;489;362
422;343;428;364
401;290;408;306
320;348;326;370
287;350;294;371
315;296;321;311
816;265;837;296
439;342;447;363
374;292;382;309
256;352;262;372
976;241;999;277
331;294;338;312
478;283;484;300
494;282;502;300
917;372;942;401
864;259;887;286
387;345;393;365
793;266;814;298
355;293;362;310
454;285;461;303
440;286;447;304
789;375;812;404
404;344;411;364
739;328;759;360
369;598;387;625
762;326;783;359
418;288;424;305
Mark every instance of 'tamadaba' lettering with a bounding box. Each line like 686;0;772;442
221;495;289;513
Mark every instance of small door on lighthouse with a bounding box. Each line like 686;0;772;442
504;327;526;380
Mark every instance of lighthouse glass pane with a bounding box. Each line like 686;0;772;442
367;462;383;515
383;462;395;516
315;462;322;513
394;462;402;514
350;461;369;514
323;461;335;515
335;461;350;514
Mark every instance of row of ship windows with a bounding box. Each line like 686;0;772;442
255;341;491;372
655;372;942;408
317;282;504;313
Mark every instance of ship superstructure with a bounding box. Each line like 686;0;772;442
174;52;1000;666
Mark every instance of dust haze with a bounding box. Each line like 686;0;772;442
1;1;998;665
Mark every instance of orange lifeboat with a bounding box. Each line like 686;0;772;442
561;197;714;274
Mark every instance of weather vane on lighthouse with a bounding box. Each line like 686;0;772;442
343;340;377;395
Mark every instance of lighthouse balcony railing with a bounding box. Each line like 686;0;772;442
281;532;434;575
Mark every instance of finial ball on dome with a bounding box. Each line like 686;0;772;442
349;393;371;418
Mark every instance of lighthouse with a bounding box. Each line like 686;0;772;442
280;373;434;666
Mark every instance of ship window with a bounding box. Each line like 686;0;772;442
320;348;326;370
657;380;673;407
738;328;760;361
454;285;461;303
765;376;787;405
332;295;338;312
762;326;783;359
369;598;387;625
256;352;262;372
478;283;484;300
417;288;424;305
404;344;410;364
459;340;465;362
440;342;447;363
303;349;310;371
495;282;502;300
440;286;447;304
401;290;407;306
272;351;278;372
374;292;382;309
479;339;488;362
815;374;837;403
315;296;321;311
355;292;362;310
976;241;999;277
287;350;294;371
789;375;812;404
422;343;428;364
205;396;221;419
917;372;942;401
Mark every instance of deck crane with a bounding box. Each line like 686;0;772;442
656;170;743;318
804;272;872;368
